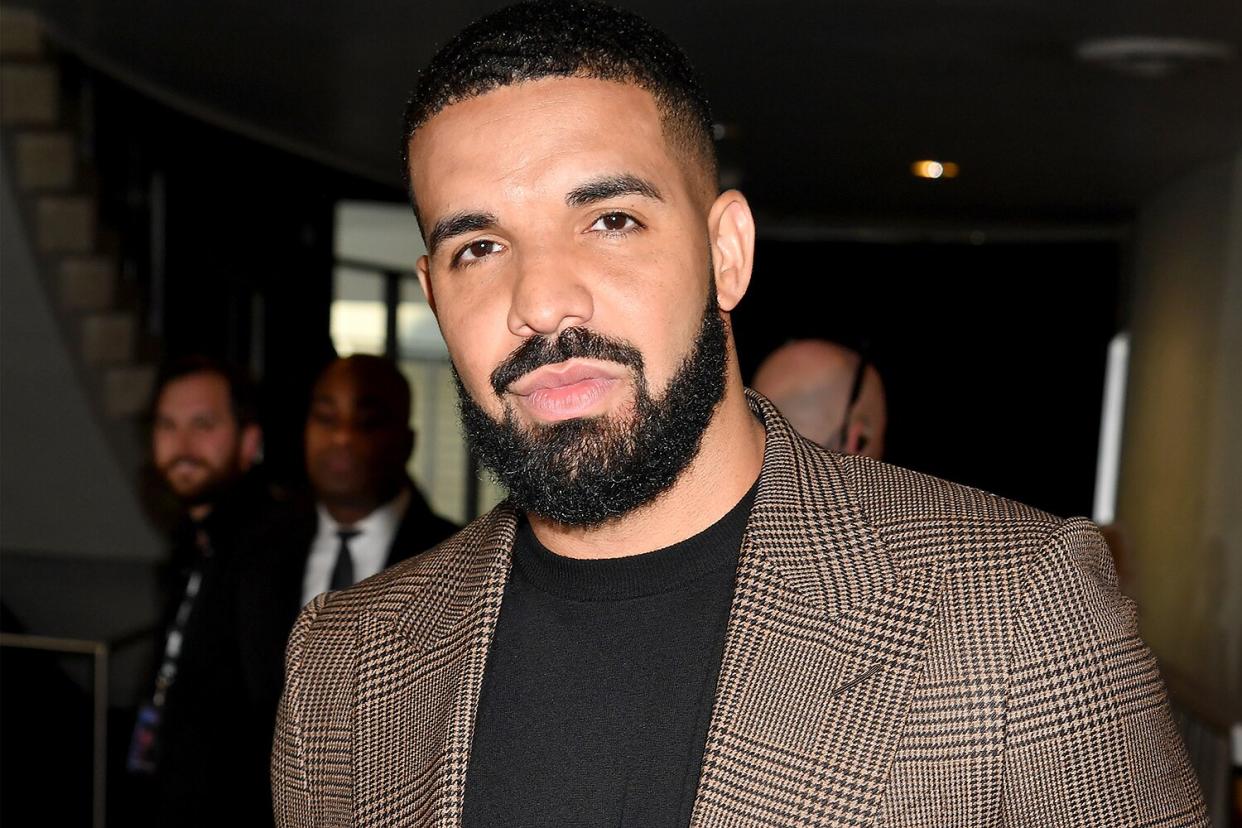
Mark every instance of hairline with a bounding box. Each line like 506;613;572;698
154;366;255;430
404;75;717;232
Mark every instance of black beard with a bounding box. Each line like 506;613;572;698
455;292;728;527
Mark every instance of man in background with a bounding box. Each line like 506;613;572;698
237;354;457;821
130;355;265;826
752;338;887;458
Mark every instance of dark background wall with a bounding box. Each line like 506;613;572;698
736;238;1121;518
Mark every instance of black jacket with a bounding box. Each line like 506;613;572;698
148;473;274;828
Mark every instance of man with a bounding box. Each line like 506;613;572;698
273;3;1206;826
238;355;457;820
132;356;264;826
298;355;457;604
239;354;458;702
752;339;887;457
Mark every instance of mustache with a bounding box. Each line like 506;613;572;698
160;455;210;472
489;327;645;397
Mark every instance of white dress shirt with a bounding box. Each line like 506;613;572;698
301;488;411;606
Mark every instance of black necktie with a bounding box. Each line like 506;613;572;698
330;529;360;591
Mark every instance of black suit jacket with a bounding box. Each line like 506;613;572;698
235;484;458;824
146;473;275;827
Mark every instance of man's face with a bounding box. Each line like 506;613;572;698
304;363;412;511
152;373;252;507
409;77;728;524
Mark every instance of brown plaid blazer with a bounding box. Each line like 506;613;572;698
273;394;1206;827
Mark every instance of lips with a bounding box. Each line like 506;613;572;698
508;361;620;396
507;360;625;421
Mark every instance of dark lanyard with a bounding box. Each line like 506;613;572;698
150;561;206;708
128;530;211;774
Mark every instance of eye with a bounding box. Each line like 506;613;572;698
589;212;641;234
454;239;503;266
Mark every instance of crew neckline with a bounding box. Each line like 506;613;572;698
513;478;759;602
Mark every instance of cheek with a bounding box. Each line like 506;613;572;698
152;435;174;463
605;260;707;388
440;300;512;409
201;429;239;464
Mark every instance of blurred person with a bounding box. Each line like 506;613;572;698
129;355;266;827
236;355;457;822
752;339;886;458
271;3;1206;827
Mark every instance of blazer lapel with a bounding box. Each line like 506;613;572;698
691;394;942;827
351;507;516;827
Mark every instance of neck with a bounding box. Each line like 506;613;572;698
324;502;379;526
528;366;765;560
322;483;402;526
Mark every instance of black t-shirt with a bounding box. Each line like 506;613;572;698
462;481;758;828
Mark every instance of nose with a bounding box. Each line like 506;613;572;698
506;244;594;338
329;422;356;446
171;425;195;454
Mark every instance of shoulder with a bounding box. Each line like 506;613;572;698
830;453;1125;644
835;452;1067;572
750;391;1066;580
840;452;1059;528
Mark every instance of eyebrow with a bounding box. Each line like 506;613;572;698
565;174;663;208
426;174;661;255
427;211;498;255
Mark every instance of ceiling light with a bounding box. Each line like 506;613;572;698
911;160;959;180
1076;36;1236;78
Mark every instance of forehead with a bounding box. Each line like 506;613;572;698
159;373;230;413
407;76;680;211
313;365;399;411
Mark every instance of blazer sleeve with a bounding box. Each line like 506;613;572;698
1001;517;1208;826
271;594;327;828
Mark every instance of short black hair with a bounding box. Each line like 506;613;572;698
400;0;717;210
150;355;259;427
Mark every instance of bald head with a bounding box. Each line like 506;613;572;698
752;340;886;458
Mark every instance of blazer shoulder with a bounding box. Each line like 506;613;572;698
835;453;1067;576
841;453;1059;526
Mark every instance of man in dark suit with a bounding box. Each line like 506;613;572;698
238;355;457;822
131;356;266;827
272;3;1206;826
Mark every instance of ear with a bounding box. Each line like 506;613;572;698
416;255;437;316
239;423;263;470
844;420;882;459
707;190;755;313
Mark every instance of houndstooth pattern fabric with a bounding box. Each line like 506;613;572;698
273;392;1206;827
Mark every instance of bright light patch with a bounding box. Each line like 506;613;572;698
1093;333;1130;525
911;160;959;179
